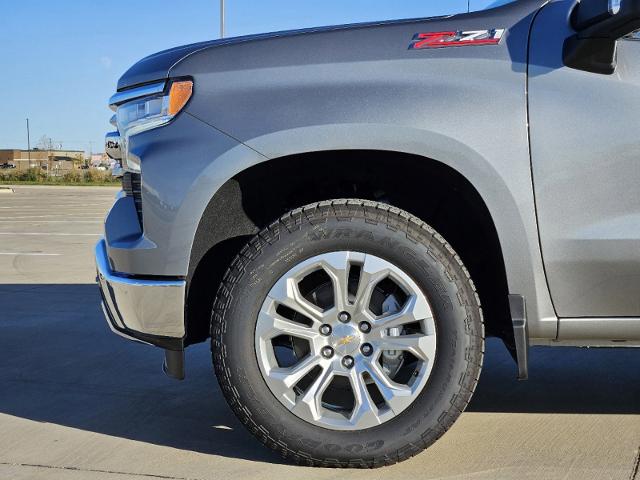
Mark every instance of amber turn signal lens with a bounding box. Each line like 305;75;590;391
168;80;193;116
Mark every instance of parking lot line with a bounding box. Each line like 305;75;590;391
0;253;62;256
0;220;102;223
0;215;104;219
0;232;101;236
0;205;109;209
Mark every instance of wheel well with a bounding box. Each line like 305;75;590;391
185;150;513;348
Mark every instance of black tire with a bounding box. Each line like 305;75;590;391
211;199;484;468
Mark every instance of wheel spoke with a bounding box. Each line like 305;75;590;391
256;308;319;341
319;251;363;312
349;367;383;429
373;294;432;330
291;366;334;422
352;254;391;312
267;355;322;395
362;359;414;414
267;275;324;324
377;334;436;363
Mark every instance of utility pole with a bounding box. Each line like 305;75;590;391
26;118;31;167
220;0;225;38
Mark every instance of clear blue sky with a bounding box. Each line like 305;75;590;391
0;0;498;153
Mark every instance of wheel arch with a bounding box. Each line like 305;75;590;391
185;148;526;350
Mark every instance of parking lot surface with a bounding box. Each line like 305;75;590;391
0;186;638;480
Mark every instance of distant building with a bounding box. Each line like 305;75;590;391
90;153;109;167
0;149;84;173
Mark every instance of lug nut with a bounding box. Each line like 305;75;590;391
321;346;334;359
359;321;372;333
361;343;373;357
319;324;332;336
342;356;355;369
338;312;351;323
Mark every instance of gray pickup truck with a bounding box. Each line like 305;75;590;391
97;0;640;468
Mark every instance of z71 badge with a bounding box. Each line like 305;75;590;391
409;29;505;49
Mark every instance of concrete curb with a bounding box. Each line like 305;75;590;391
0;186;14;193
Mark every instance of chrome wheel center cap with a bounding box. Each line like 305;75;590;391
330;323;361;355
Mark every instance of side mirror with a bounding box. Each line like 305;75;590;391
564;0;640;74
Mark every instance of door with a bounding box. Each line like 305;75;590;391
528;0;640;317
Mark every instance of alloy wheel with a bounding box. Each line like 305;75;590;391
255;251;437;430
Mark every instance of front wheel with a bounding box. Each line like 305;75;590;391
212;200;484;468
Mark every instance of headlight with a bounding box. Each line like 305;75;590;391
110;79;193;173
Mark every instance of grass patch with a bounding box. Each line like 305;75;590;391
0;181;118;187
0;168;119;186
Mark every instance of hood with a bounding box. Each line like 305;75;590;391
117;41;216;90
116;16;454;91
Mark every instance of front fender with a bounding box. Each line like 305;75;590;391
194;122;556;339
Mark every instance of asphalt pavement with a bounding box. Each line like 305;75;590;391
0;186;638;480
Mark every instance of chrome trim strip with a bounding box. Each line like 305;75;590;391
109;81;166;110
105;131;122;160
95;239;186;338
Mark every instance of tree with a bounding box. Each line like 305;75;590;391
36;135;55;151
35;135;61;178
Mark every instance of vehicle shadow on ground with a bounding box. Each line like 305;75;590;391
0;284;639;462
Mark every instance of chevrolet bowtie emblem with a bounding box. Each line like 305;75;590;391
337;335;355;346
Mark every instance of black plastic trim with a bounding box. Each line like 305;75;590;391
563;35;617;74
163;350;185;380
509;294;529;381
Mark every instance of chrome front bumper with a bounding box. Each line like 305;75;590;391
95;239;186;348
